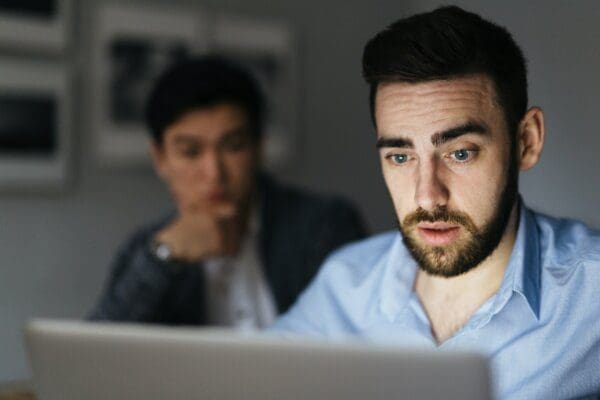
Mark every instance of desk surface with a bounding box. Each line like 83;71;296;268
0;391;35;400
0;381;35;400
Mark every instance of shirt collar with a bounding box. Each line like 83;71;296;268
378;233;417;321
502;201;541;320
378;200;542;322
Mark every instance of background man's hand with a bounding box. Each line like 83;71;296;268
154;202;245;262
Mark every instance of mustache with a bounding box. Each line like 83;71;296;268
402;206;477;234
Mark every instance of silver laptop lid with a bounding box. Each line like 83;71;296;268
25;319;492;400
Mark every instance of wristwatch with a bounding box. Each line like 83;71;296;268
149;239;174;263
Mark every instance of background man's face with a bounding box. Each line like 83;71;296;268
375;75;518;276
152;103;260;215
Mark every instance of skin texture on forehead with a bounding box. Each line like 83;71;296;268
375;75;506;140
164;104;249;146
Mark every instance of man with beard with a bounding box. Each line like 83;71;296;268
272;6;600;399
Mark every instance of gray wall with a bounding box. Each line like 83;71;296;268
1;0;599;382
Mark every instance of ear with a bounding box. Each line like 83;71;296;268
517;107;545;171
149;141;168;179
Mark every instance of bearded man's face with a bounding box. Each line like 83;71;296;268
375;75;518;276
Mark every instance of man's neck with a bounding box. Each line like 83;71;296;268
414;205;520;345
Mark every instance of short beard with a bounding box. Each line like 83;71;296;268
399;150;519;278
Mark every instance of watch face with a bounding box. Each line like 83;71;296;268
155;243;171;261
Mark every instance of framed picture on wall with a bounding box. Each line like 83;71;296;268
0;57;70;189
212;14;298;170
0;0;71;54
90;3;207;167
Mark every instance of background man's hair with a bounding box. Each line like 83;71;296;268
362;6;528;135
145;55;265;145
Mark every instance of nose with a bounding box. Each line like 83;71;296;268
198;149;225;183
414;156;449;211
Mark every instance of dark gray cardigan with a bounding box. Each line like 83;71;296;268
89;175;367;325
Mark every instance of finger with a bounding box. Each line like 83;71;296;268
213;202;237;218
180;200;237;218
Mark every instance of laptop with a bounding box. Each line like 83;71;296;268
25;319;492;400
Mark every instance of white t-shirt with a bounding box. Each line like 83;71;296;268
203;212;277;330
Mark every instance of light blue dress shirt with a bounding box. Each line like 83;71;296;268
273;205;600;399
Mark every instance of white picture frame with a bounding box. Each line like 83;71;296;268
211;14;298;169
0;57;70;189
90;3;207;167
0;0;71;54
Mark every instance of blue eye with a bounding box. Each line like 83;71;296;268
452;149;472;162
390;154;408;164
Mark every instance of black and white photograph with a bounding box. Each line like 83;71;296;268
0;93;57;156
109;37;189;124
0;57;70;188
90;3;205;166
213;14;298;169
0;0;57;18
0;0;70;53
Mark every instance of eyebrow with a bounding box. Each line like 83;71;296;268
375;137;414;149
171;126;250;146
172;136;198;146
430;122;488;146
376;121;489;149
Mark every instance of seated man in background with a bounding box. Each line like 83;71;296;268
89;56;366;329
273;6;600;399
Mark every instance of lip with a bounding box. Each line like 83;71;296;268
416;223;461;246
205;191;228;202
